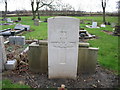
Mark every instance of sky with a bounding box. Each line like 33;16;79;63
0;0;119;12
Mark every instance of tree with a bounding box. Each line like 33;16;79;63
31;0;54;20
101;0;108;23
4;0;7;19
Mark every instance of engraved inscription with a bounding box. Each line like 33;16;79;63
51;29;76;48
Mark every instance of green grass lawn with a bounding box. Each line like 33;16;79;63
1;16;119;74
1;79;30;88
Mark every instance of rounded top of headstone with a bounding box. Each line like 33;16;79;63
48;16;79;20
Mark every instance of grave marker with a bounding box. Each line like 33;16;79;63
48;16;79;79
92;22;97;28
7;18;12;22
9;36;25;46
0;36;7;71
34;19;39;26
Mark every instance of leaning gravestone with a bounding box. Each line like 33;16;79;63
48;16;79;79
0;36;7;72
92;22;97;28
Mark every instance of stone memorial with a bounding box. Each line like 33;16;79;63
7;18;13;22
14;24;30;31
100;24;106;27
111;23;116;27
14;24;24;30
5;59;17;70
9;36;25;46
92;22;97;28
34;19;39;26
0;36;7;71
48;16;79;79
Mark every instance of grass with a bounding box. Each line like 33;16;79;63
0;16;119;74
1;79;30;88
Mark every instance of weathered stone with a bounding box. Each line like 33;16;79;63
48;16;79;79
34;19;39;26
78;47;99;74
0;36;7;71
14;24;30;31
9;36;25;46
5;59;17;70
28;41;48;73
14;24;24;30
28;41;99;74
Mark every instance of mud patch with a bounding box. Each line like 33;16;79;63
102;30;113;35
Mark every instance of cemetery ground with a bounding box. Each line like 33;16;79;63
0;16;119;88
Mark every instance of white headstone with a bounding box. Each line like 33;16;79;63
0;36;7;72
9;36;25;46
48;16;79;79
100;24;106;27
7;18;12;22
92;22;97;28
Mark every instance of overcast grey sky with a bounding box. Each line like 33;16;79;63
0;0;119;12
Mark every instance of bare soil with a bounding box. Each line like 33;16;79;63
3;64;118;88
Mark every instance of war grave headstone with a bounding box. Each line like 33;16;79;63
0;36;7;72
9;36;25;46
92;22;97;28
86;22;100;28
48;16;79;79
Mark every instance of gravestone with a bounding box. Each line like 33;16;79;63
92;22;97;28
111;23;116;27
21;25;30;31
48;16;79;79
7;18;12;22
9;36;25;46
14;24;30;31
0;36;7;72
100;24;106;27
14;24;24;30
34;19;39;26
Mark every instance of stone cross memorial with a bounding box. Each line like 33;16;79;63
48;16;79;79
